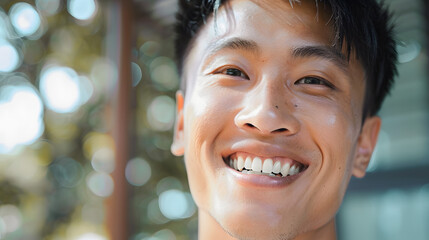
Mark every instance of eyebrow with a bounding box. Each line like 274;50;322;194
206;37;349;71
292;46;349;71
207;37;260;57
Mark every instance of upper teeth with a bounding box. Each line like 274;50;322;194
229;156;302;177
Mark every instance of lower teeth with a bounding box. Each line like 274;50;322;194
240;168;285;177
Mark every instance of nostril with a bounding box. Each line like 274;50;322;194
245;123;257;129
272;128;287;133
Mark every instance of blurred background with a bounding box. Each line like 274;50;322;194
0;0;427;239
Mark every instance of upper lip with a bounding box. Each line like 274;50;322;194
221;139;311;167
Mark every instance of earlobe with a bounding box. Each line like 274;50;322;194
171;91;185;156
352;116;381;178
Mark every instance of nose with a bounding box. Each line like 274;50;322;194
234;83;300;136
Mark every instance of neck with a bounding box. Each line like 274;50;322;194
198;210;337;240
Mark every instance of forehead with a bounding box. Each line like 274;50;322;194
230;0;334;40
207;0;334;44
184;0;338;72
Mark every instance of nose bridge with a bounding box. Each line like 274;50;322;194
260;79;282;108
252;80;281;117
235;77;300;135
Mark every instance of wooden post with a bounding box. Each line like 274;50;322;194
105;0;132;239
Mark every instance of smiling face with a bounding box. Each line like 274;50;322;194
171;0;381;239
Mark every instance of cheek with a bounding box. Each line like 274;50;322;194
182;87;238;207
298;101;360;222
184;87;235;140
311;108;358;177
322;113;356;158
298;97;359;155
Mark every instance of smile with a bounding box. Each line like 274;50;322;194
225;152;308;178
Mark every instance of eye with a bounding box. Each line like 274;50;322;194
295;76;334;89
216;67;249;80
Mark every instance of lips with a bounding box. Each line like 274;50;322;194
223;152;308;178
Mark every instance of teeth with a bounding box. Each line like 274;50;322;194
252;157;262;172
281;163;291;177
295;166;300;175
272;161;281;174
244;157;252;169
237;156;244;170
289;165;300;176
289;165;296;175
228;155;304;178
262;159;273;174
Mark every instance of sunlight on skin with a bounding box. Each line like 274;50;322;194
172;0;381;239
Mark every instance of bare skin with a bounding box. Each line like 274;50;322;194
172;0;381;239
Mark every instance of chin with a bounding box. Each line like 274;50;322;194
212;204;301;240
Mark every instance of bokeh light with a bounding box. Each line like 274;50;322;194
91;147;115;174
131;62;142;87
158;190;196;220
78;76;94;105
39;65;83;113
86;172;114;198
75;232;107;240
397;40;421;63
149;57;179;91
147;199;169;225
1;0;125;239
125;157;151;186
3;150;46;190
0;205;22;237
0;39;20;73
147;95;175;131
140;41;160;59
0;76;44;153
67;0;97;21
36;0;61;16
155;177;183;196
83;132;115;160
143;229;176;240
9;2;41;37
50;157;83;188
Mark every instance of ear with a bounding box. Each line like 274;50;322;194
171;91;185;156
352;116;381;178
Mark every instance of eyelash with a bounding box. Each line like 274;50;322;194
215;67;249;80
295;76;335;89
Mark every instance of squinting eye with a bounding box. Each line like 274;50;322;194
295;76;333;88
221;68;249;79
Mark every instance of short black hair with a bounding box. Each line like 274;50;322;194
175;0;397;117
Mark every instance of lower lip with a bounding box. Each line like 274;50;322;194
226;166;305;188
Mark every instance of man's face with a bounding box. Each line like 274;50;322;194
172;0;380;239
